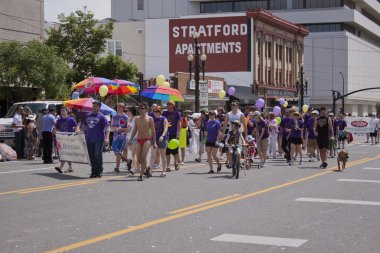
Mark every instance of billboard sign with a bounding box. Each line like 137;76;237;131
169;16;250;73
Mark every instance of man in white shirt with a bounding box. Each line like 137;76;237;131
12;106;25;159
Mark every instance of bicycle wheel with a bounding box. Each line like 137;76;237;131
232;159;236;177
235;160;240;179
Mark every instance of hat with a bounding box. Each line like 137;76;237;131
48;108;56;112
328;112;334;116
167;101;175;105
40;108;48;113
27;114;36;120
253;111;261;117
92;101;101;106
200;108;209;115
293;111;300;116
311;110;319;115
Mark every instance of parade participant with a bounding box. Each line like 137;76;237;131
369;114;377;145
305;110;319;162
83;101;109;178
24;115;37;160
288;112;304;165
268;112;278;159
129;103;156;181
328;113;338;158
280;110;292;163
225;120;245;169
36;109;48;157
42;108;57;164
111;103;129;174
54;107;79;173
336;114;347;149
150;106;168;177
314;107;333;169
12;106;25;159
162;101;181;171
125;106;138;173
179;116;188;164
253;111;269;167
375;114;380;144
205;110;222;174
195;109;208;162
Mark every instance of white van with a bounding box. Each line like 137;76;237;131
0;101;63;142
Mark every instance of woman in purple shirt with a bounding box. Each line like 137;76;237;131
289;112;304;165
205;111;222;174
253;111;269;168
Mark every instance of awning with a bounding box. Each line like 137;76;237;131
227;86;258;104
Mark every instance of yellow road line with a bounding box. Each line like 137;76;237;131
168;194;241;214
45;156;379;253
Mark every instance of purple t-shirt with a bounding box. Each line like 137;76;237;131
336;119;347;131
289;118;304;139
305;117;315;139
56;116;77;132
162;110;181;137
255;119;269;139
206;120;221;142
154;115;168;143
280;117;291;140
83;112;108;142
112;113;128;141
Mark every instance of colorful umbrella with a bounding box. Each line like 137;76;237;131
109;79;140;95
141;86;184;102
64;98;116;116
72;77;118;93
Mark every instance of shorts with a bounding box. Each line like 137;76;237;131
229;146;242;155
205;141;218;148
157;139;168;149
317;136;329;149
289;137;303;145
166;135;179;155
329;138;337;149
112;139;125;154
370;131;377;137
307;139;317;153
256;137;269;152
338;130;346;141
124;138;137;149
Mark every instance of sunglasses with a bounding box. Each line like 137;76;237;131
231;104;237;106
138;107;147;110
153;110;160;113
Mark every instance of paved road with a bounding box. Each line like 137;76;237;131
1;138;380;253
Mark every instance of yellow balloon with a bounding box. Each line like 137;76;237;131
302;104;309;113
218;90;226;99
99;85;108;97
156;75;165;86
283;101;288;108
162;81;170;88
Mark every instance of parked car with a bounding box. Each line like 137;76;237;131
0;101;63;144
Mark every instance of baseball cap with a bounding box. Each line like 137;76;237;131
253;111;261;116
167;101;175;105
92;101;101;105
311;110;319;115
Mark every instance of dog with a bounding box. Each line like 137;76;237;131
337;150;349;171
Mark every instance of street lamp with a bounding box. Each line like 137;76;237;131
296;63;308;108
339;72;345;114
187;32;207;113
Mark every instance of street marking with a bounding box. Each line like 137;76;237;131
295;198;380;206
337;179;380;184
0;167;55;175
44;156;378;253
363;167;380;170
168;194;241;214
211;234;307;247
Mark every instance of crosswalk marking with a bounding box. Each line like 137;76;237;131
337;179;380;184
295;198;380;206
363;167;380;170
211;234;307;247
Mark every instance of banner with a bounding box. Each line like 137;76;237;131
345;117;375;134
56;132;90;164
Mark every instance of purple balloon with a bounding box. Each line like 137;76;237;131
255;98;265;109
273;106;281;116
228;87;236;96
279;98;285;106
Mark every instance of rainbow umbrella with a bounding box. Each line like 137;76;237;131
109;79;140;95
72;77;118;94
63;98;116;116
141;86;184;102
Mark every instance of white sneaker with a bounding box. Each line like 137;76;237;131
299;160;303;165
261;161;266;168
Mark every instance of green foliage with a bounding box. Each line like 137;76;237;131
93;54;138;80
45;9;114;83
376;103;380;115
0;40;69;101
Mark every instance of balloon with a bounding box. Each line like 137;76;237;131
255;98;265;109
302;104;309;113
273;106;281;116
279;98;285;106
168;139;179;150
99;85;108;97
283;101;288;108
276;117;281;124
156;74;165;86
227;87;235;96
162;81;170;88
218;90;226;99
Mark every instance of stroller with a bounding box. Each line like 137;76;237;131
244;135;260;169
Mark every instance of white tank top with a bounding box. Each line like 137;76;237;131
126;117;136;140
227;111;243;131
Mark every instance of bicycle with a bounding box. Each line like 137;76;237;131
225;144;243;179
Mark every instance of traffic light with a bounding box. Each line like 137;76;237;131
332;90;336;98
170;76;178;89
337;91;341;99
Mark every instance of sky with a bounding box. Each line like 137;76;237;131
44;0;111;22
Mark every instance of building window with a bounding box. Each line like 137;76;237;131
268;67;272;84
279;45;283;61
268;42;272;58
107;40;123;56
293;0;343;9
289;71;292;86
137;0;144;10
289;48;293;63
279;69;282;84
303;23;343;32
257;38;261;56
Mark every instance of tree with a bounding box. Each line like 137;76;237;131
0;40;69;101
45;9;114;83
92;54;138;81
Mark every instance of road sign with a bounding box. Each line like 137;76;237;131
200;93;208;107
304;95;310;105
200;81;208;93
